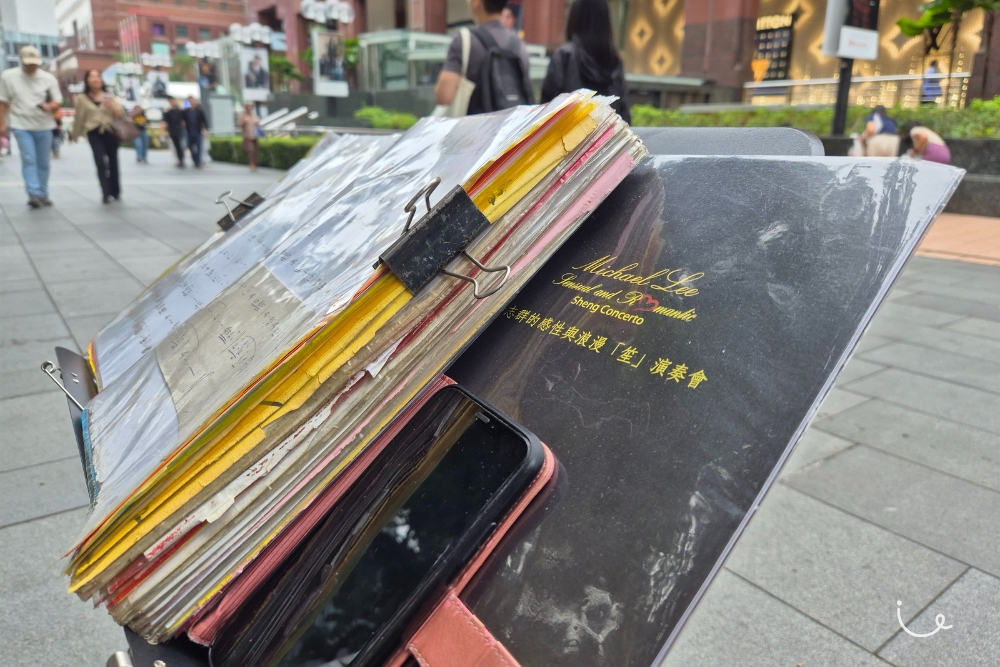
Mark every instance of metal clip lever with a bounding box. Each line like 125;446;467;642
442;252;511;299
402;177;441;233
215;190;256;223
41;361;85;411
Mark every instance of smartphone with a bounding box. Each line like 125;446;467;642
211;385;545;667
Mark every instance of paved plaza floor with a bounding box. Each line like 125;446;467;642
2;142;999;666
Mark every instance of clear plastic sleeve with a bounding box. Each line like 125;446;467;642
90;132;400;388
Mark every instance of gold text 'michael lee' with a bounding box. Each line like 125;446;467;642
571;256;703;296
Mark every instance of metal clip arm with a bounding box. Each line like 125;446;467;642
402;177;441;233
442;252;511;299
215;190;256;222
41;361;85;411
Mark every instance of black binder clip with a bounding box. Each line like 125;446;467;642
378;178;510;299
215;190;264;231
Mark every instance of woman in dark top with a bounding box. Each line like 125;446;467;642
541;0;630;123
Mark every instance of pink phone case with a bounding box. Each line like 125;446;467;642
384;443;557;667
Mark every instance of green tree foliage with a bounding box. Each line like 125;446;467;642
897;0;1000;100
300;48;314;69
269;54;304;91
170;54;197;82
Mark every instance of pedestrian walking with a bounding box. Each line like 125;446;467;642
0;46;63;208
434;0;532;115
185;96;208;168
541;0;630;123
71;68;123;203
921;60;943;105
52;108;63;158
237;103;261;171
162;96;187;167
132;105;149;163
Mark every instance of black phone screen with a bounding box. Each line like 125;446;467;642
219;386;539;667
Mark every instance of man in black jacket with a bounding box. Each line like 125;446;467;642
160;96;187;167
184;96;209;168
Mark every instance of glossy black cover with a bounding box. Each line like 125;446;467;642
447;156;962;666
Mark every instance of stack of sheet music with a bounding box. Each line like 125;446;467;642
67;92;646;644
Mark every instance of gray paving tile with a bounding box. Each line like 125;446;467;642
860;341;1000;394
845;368;1000;435
47;277;143;318
31;251;133;285
885;288;915;302
903;280;1000;308
834;358;886;385
0;509;127;667
0;391;82;472
0;456;90;528
813;387;871;421
19;233;95;255
94;236;179;259
116;252;184;285
0;257;35;282
0;312;69;344
855;333;894;353
0;289;55;317
778;428;855;479
65;313;118;351
76;221;150;242
879;568;1000;667
904;256;1000;284
0;276;43;294
945;317;1000;341
875;301;967;326
896;292;1000;323
725;485;965;650
0;368;56;400
0;336;77;372
662;569;886;667
867;318;1000;364
786;446;1000;577
817;399;1000;493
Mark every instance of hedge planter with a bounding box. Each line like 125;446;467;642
209;136;320;169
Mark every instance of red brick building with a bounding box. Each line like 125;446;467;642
57;0;247;85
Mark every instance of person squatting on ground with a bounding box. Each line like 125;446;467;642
72;68;124;203
858;104;898;157
901;121;951;165
0;46;63;208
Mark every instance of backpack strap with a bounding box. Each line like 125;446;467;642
460;27;471;79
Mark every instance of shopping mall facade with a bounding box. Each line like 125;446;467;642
607;0;993;106
299;0;993;106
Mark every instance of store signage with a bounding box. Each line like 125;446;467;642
837;26;879;60
141;53;172;67
756;14;792;31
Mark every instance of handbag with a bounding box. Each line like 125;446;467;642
110;116;141;144
431;28;476;117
